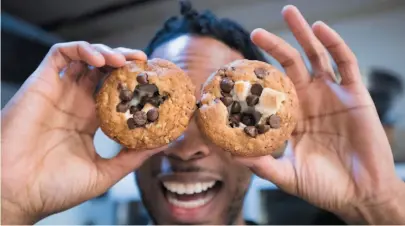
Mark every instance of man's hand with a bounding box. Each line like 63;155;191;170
236;5;405;224
1;42;162;224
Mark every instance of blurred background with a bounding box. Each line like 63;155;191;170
2;0;405;224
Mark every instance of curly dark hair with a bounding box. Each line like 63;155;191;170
144;0;267;62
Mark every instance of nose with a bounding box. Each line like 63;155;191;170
163;117;211;161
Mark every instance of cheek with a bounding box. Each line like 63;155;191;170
226;162;252;192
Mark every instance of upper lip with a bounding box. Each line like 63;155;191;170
158;172;222;183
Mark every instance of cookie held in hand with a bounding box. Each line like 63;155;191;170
96;59;196;150
196;60;298;157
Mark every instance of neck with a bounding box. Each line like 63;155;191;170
233;211;246;225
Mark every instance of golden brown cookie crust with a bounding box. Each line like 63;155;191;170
196;59;298;157
96;58;196;150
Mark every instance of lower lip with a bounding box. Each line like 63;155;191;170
163;183;221;221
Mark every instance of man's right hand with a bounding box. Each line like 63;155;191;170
236;5;405;225
1;42;162;224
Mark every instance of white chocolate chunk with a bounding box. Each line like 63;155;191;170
255;88;286;117
233;81;251;101
124;110;132;120
141;103;155;113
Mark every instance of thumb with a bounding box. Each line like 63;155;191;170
234;155;297;193
95;146;166;191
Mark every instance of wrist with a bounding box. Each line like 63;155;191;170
348;179;405;225
1;198;37;225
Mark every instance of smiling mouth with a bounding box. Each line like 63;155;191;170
161;181;222;209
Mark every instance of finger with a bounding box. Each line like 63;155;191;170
86;48;147;94
77;66;105;94
60;61;87;82
114;47;147;61
312;21;361;85
92;44;126;68
42;41;105;75
234;155;296;192
251;28;310;90
95;146;166;191
282;5;335;81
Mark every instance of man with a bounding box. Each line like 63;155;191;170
134;2;271;224
2;2;405;226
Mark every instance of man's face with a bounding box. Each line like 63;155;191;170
135;35;252;225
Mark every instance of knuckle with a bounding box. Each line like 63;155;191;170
50;41;90;52
290;49;301;60
92;43;110;49
75;41;90;47
50;43;63;52
115;47;129;51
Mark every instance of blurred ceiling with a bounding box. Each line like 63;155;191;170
3;0;405;44
2;0;405;84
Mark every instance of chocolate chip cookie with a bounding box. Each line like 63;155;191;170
96;59;196;150
196;60;298;157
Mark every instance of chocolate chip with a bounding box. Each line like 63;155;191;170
231;66;236;71
129;105;139;114
220;78;234;93
230;101;241;113
252;111;262;124
133;111;147;126
117;82;125;90
149;95;166;107
256;124;270;134
251;84;263;96
116;102;129;113
136;73;149;84
246;95;259;106
139;96;150;107
244;126;258;138
229;114;241;127
196;101;202;108
221;92;232;98
137;84;158;97
147;108;159;122
127;118;136;129
243;109;262;124
220;96;233;107
268;114;281;128
241;114;255;126
254;68;267;79
119;89;133;101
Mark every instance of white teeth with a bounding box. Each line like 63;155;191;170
195;183;202;193
185;184;195;195
163;181;217;195
177;184;186;195
167;194;213;209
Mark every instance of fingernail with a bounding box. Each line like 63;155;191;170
282;5;293;14
312;20;324;27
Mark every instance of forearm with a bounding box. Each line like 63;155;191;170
341;180;405;225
